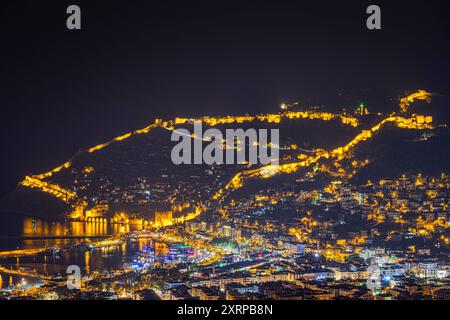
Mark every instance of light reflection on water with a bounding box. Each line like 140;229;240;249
0;215;144;289
0;215;141;251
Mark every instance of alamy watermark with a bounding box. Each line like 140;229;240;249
66;265;81;289
66;5;81;30
366;5;381;30
65;5;380;31
171;121;279;165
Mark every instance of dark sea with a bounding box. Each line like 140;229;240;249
0;214;142;289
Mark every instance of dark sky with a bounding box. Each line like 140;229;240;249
1;0;449;196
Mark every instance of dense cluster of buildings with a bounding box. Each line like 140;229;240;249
2;171;449;300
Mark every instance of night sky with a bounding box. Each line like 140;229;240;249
1;0;449;196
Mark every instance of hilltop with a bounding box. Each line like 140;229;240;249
1;90;448;225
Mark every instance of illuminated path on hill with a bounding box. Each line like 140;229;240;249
212;114;434;201
18;90;433;225
18;109;361;205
